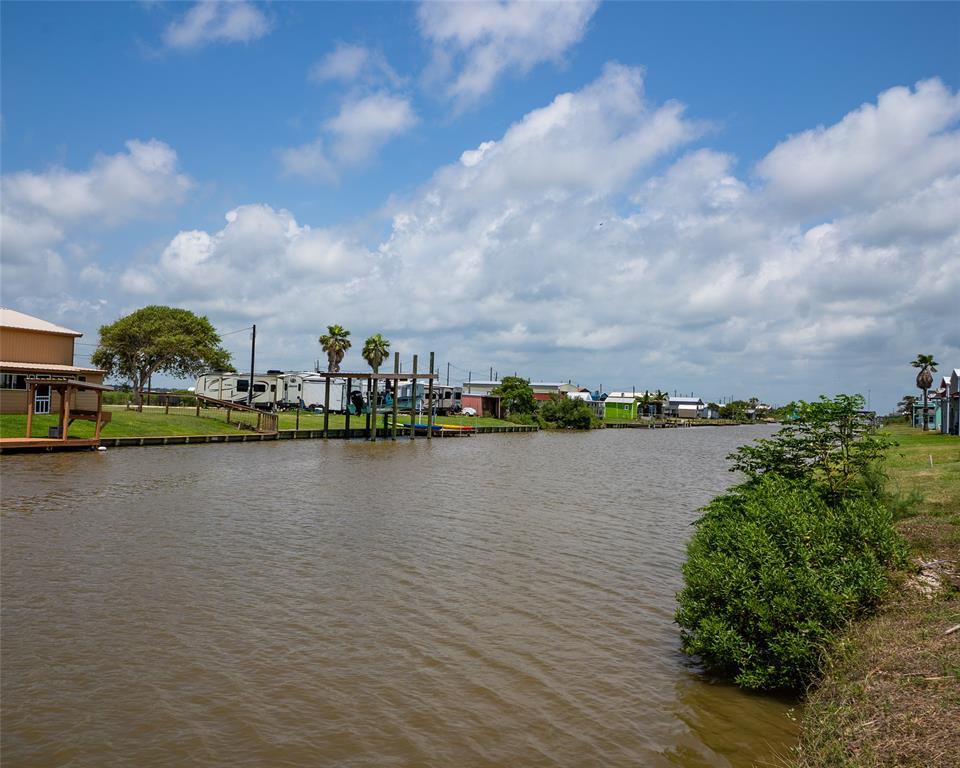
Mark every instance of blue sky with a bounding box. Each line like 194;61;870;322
2;1;958;410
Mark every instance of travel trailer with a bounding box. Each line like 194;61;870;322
396;383;462;415
278;373;347;412
194;371;282;410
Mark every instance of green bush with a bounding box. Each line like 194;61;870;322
676;475;907;691
539;394;597;429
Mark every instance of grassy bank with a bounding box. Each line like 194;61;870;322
0;408;520;439
795;423;960;768
0;410;242;438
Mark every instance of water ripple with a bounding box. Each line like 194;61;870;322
1;427;797;766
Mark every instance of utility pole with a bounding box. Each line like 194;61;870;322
248;324;256;407
446;362;450;386
489;366;493;381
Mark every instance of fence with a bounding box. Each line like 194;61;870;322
114;392;278;434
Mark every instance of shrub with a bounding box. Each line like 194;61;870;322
539;394;597;429
675;475;907;691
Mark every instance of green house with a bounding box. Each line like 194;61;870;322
604;396;638;419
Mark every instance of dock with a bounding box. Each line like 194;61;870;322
0;437;102;453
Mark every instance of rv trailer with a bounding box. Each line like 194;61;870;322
195;371;282;410
278;373;348;412
396;383;462;415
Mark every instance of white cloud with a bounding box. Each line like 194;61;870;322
418;0;599;108
2;139;191;225
325;93;419;165
309;43;403;87
278;139;337;182
68;69;960;408
757;78;960;216
280;93;418;180
0;139;192;308
163;1;271;50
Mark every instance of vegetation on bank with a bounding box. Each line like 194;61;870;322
0;407;522;439
795;422;960;768
676;395;909;692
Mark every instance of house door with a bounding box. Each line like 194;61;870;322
35;384;51;414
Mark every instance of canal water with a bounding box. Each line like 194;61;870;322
1;427;797;767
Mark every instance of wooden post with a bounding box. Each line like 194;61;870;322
26;382;35;438
323;374;331;437
369;373;378;441
426;352;435;439
62;385;71;441
345;378;352;434
195;397;200;417
165;396;170;415
391;352;399;440
95;390;104;439
409;355;418;440
226;407;231;424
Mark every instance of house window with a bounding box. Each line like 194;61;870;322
1;374;27;389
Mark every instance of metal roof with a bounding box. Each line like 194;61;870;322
0;308;82;337
0;361;104;374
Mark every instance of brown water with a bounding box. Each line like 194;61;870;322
1;427;798;767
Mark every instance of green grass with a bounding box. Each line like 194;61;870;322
0;407;522;439
794;423;960;768
0;410;243;438
882;422;960;521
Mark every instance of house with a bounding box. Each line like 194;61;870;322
605;390;666;419
665;396;705;419
604;395;638;420
937;369;960;436
0;308;112;447
0;308;107;415
911;401;938;430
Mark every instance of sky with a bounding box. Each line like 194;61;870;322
2;1;958;412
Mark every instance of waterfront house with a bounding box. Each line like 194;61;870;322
665;396;705;419
604;395;638;420
0;308;106;415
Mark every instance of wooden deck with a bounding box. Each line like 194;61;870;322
0;437;101;453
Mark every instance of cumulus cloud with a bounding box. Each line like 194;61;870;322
109;69;959;406
0;139;192;308
418;0;599;108
280;93;418;179
757;78;960;216
162;1;271;50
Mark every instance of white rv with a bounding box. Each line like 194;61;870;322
195;371;282;410
396;383;462;415
278;373;348;412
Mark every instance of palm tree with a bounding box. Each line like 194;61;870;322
362;334;390;374
362;334;390;419
319;325;351;373
911;354;938;431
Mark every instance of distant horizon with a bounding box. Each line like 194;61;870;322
2;1;958;414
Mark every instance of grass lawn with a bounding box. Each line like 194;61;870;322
0;407;522;439
795;422;960;768
0;410;243;438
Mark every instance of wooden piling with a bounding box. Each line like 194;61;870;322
427;352;435;440
369;372;378;442
391;352;400;440
345;378;352;432
409;355;418;440
323;374;331;438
